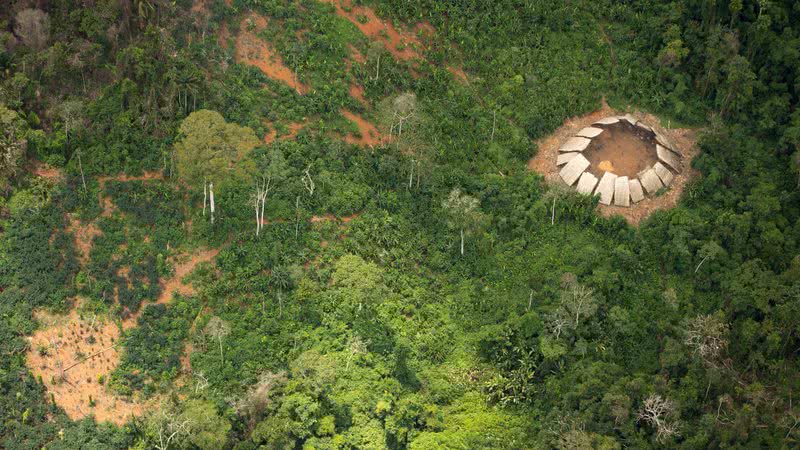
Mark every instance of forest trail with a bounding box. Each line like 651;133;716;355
121;247;219;329
26;240;219;424
235;13;308;94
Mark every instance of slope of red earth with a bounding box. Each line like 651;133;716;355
349;84;369;108
25;247;219;425
340;109;389;147
323;0;423;62
264;121;305;144
235;13;309;94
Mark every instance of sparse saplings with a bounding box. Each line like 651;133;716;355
441;188;487;256
637;394;680;443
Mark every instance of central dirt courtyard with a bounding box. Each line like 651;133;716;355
527;101;700;225
584;121;658;178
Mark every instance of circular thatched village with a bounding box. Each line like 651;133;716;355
556;114;683;207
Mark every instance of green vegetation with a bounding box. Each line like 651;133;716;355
1;0;799;448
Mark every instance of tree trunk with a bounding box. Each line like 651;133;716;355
551;198;556;225
408;160;414;189
460;228;464;255
209;182;215;224
77;152;87;193
203;181;207;217
218;337;224;364
255;192;260;236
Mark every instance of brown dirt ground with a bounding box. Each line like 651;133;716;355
32;163;64;182
340;109;389;147
584;121;658;178
25;305;140;424
263;121;305;144
327;1;466;84
310;212;360;223
323;0;423;62
26;246;219;425
235;13;309;94
527;99;700;225
349;83;369;108
349;44;366;64
218;22;231;49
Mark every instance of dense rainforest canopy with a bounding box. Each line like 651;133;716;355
1;0;799;448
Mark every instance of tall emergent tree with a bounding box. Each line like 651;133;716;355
442;188;487;256
173;110;258;224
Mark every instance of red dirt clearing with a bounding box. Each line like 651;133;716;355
32;163;64;181
349;84;369;107
584;122;658;178
235;13;308;94
264;121;305;144
323;0;423;62
26;307;139;424
310;212;361;223
349;44;366;64
26;247;219;425
340;109;388;147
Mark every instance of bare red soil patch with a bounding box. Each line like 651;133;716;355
32;163;64;182
583;122;658;178
447;66;468;83
349;84;369;107
349;44;366;64
218;22;231;49
264;121;305;144
323;0;423;62
310;212;361;223
340;109;388;147
528;99;699;225
235;13;308;94
122;247;219;329
66;216;102;265
26;247;219;425
26;307;140;424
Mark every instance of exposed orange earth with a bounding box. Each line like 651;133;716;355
323;0;423;62
264;121;305;144
25;247;218;425
340;109;388;147
234;13;309;94
349;84;369;107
